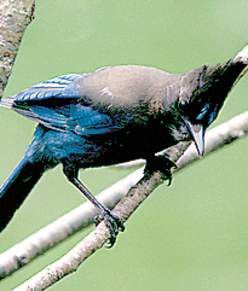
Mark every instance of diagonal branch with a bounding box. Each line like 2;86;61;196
13;111;248;291
0;0;35;97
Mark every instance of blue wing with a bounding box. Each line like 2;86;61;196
12;74;83;104
28;103;119;135
9;74;119;136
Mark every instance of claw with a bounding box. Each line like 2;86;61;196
160;167;173;186
94;209;125;247
93;215;102;226
144;155;176;186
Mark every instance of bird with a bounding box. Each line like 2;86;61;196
0;46;247;246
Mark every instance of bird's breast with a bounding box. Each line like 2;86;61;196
82;120;184;167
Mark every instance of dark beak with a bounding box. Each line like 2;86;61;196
184;120;205;156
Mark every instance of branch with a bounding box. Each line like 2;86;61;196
14;111;248;291
0;0;35;97
0;169;143;279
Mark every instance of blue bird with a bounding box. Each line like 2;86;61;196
0;47;247;245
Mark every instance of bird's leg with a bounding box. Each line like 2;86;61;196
64;167;124;247
144;154;177;186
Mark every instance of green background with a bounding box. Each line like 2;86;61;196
0;0;248;290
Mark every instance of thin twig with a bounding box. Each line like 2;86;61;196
115;159;145;169
14;111;248;291
0;169;144;278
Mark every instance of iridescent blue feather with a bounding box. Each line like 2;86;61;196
6;73;119;136
13;74;83;103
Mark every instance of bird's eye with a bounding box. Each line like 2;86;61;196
207;109;218;126
196;104;210;121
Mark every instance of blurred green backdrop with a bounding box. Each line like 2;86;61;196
0;0;248;290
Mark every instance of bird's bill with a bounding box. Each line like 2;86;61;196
184;120;205;156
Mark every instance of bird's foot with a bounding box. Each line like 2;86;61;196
94;209;125;248
144;155;177;186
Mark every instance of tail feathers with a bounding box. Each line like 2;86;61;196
0;157;45;232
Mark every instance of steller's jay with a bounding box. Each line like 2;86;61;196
0;46;247;245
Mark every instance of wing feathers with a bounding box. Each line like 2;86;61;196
2;73;120;136
13;74;83;104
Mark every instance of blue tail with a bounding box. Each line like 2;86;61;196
0;156;46;232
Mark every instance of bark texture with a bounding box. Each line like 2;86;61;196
0;0;35;97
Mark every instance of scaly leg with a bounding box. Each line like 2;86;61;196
64;168;124;247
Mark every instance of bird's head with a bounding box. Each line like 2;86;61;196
177;47;248;155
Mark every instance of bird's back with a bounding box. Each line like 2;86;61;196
76;65;178;107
